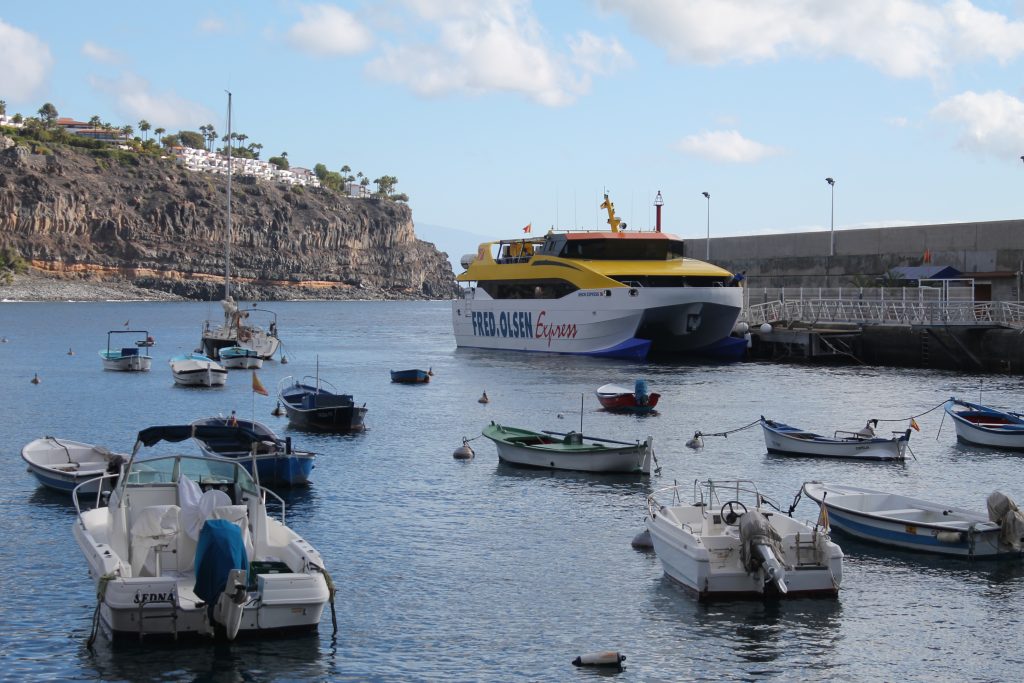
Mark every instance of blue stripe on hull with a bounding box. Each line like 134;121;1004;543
828;510;980;555
238;457;314;486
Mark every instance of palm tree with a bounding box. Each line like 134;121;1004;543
121;125;134;142
0;100;6;116
138;119;151;141
204;125;217;151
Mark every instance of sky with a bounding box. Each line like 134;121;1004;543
2;0;1024;264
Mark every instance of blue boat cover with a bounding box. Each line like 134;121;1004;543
194;519;247;606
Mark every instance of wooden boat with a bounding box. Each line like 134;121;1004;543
760;416;911;460
99;330;153;372
802;481;1024;558
72;425;332;640
218;345;264;369
190;417;315;486
21;437;126;494
596;380;660;414
390;369;430;384
169;353;227;387
647;480;843;600
482;423;653;474
944;397;1024;450
278;376;367;432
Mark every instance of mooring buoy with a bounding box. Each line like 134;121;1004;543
452;438;474;460
572;651;625;670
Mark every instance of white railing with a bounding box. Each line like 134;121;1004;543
745;298;1024;329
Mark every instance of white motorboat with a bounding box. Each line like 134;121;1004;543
646;480;843;600
169;353;227;387
943;397;1024;450
218;345;263;369
482;423;654;474
802;481;1024;558
761;417;912;460
21;437;126;494
72;425;334;641
99;330;153;372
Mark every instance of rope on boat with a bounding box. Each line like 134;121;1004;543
872;400;946;423
312;564;338;636
87;573;115;648
690;418;761;444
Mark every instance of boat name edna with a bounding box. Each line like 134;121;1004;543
471;310;579;346
134;590;176;604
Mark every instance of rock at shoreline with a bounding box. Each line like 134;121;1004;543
0;272;184;302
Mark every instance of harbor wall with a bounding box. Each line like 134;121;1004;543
688;219;1024;300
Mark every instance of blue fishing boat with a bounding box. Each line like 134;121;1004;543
390;368;431;384
278;376;367;432
190;417;315;486
944;397;1024;450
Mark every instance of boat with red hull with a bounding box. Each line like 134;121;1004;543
596;380;660;414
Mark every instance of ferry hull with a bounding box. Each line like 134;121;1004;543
452;286;742;359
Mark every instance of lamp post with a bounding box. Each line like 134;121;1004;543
702;191;710;260
825;177;835;257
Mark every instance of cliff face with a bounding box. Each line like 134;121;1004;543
0;136;458;300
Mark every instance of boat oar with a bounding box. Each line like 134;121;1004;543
542;430;639;447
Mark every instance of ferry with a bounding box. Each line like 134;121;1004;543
452;193;743;359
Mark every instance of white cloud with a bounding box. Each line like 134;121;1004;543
82;41;124;65
596;0;1024;79
886;116;910;127
674;130;782;163
931;90;1024;158
287;4;373;56
366;0;628;106
0;19;53;101
90;74;215;130
197;17;226;34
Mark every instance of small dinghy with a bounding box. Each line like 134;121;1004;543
170;353;227;387
596;379;660;414
482;423;654;474
761;416;912;460
390;368;430;384
218;346;263;370
944;397;1024;451
278;376;367;432
802;481;1024;558
21;437;126;494
190;416;315;486
99;330;153;372
72;425;333;641
646;480;842;600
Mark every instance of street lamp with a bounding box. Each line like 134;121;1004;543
825;177;836;257
702;191;710;260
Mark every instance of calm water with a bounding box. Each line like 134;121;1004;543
1;300;1022;682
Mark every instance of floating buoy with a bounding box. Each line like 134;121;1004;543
31;373;41;384
428;367;434;376
572;651;625;670
67;347;74;356
685;432;704;449
556;413;564;419
453;438;474;460
734;321;750;335
631;528;653;549
272;402;285;417
478;391;489;404
281;355;289;365
759;323;773;334
0;337;8;343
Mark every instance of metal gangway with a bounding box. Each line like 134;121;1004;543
744;281;1024;330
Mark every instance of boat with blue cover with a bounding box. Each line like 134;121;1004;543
190;417;315;486
596;379;660;414
944;397;1024;450
170;352;227;387
99;330;153;371
278;376;367;432
390;368;430;383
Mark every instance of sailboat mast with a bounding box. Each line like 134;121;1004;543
225;91;232;301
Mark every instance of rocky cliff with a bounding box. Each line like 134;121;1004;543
0;135;458;300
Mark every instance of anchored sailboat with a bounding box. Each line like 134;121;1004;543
199;91;281;361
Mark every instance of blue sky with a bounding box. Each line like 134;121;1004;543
2;1;1024;263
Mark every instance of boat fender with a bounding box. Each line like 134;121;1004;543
572;651;625;670
760;323;773;334
685;432;704;449
453;439;475;460
631;528;653;549
936;531;964;543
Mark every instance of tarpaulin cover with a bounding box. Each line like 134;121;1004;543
194;519;247;606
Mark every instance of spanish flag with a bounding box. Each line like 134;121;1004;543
252;371;269;396
522;223;531;233
910;417;920;431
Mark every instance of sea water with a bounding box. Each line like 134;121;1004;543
0;300;1022;681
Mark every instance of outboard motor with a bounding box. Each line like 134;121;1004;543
634;379;650;407
987;491;1024;551
739;510;788;594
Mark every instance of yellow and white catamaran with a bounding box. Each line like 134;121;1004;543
452;193;744;360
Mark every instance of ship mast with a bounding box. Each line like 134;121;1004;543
224;91;232;301
600;193;623;233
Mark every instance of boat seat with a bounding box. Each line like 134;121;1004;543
130;504;181;577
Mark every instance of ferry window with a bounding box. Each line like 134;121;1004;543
559;239;686;260
478;280;578;299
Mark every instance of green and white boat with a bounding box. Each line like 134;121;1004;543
482;423;653;474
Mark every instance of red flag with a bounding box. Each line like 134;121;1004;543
910;418;920;431
522;223;531;233
923;249;931;264
252;371;269;396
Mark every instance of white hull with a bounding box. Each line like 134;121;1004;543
803;482;1020;558
21;438;122;494
647;484;842;600
491;439;652;474
220;356;263;370
950;419;1024;450
762;425;907;460
101;355;152;372
452;286;742;357
203;326;280;360
170;359;227;387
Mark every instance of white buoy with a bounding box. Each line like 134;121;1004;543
759;323;773;334
733;321;750;335
478;391;489;404
556;413;564;419
572;651;625;670
685;432;704;449
631;529;653;549
453;439;474;460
